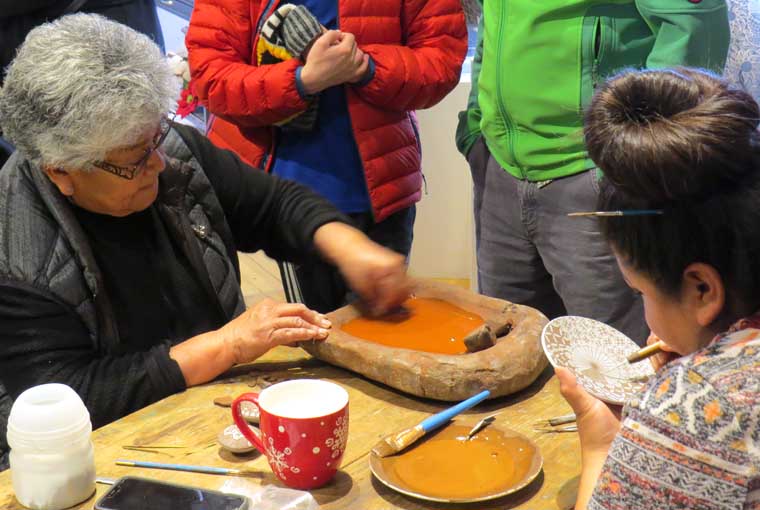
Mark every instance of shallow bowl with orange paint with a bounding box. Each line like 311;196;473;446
341;297;485;355
369;423;543;503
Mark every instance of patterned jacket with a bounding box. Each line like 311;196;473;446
185;0;467;222
591;314;760;509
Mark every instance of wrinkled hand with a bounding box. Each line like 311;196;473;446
301;30;367;94
339;240;412;316
556;367;621;458
221;299;331;364
647;333;679;372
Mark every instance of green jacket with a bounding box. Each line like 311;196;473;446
456;0;730;181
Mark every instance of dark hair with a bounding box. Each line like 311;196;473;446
584;68;760;316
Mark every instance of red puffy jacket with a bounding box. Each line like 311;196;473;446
186;0;466;222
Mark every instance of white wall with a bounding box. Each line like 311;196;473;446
408;82;476;285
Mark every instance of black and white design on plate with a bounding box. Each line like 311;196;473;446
541;316;654;405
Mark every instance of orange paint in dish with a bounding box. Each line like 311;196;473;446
341;297;485;355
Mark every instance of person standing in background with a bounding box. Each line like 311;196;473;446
0;0;165;167
186;0;467;314
457;0;730;344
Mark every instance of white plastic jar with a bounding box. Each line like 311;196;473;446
7;383;96;510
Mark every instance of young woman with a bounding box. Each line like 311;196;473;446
559;67;760;509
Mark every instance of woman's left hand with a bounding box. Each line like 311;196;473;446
314;222;412;314
557;367;622;510
556;367;621;457
340;239;411;315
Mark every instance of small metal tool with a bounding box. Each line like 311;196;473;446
466;414;497;440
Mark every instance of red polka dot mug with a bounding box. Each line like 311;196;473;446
231;379;349;489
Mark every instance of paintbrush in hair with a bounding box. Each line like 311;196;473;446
371;389;491;458
567;209;664;217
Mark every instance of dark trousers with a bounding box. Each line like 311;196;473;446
279;206;416;313
468;137;648;345
0;136;13;169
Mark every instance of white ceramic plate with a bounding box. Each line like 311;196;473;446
369;423;543;504
541;316;654;405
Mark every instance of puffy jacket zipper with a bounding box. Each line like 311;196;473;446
407;112;427;194
336;5;378;218
254;0;280;172
495;3;520;177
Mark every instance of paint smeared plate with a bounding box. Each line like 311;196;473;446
370;422;542;503
541;316;654;405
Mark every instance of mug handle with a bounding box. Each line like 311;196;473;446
231;393;266;454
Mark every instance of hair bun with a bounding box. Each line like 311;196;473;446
585;68;760;203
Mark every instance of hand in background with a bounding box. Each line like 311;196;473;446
301;30;367;94
221;299;331;364
347;51;370;84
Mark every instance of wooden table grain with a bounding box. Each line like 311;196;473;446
0;347;581;510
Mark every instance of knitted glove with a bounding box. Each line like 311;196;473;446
258;4;323;132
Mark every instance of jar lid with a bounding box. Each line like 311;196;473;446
7;384;91;442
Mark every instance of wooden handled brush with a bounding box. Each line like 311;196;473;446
371;390;491;458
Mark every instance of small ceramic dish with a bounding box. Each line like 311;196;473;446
369;422;543;503
541;316;655;405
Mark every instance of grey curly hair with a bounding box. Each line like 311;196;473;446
0;13;176;169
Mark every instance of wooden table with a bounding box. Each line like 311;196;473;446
0;347;580;510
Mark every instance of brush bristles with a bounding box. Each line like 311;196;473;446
371;425;426;458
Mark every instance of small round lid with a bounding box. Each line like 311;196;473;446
7;383;90;439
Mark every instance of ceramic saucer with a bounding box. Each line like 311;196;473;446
541;316;654;405
217;424;257;454
370;422;542;503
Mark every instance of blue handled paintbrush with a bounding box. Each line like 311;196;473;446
115;459;258;476
371;390;491;458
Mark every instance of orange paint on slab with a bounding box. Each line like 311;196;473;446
384;424;537;500
341;297;485;355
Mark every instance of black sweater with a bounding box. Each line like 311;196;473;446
0;124;347;430
0;1;165;85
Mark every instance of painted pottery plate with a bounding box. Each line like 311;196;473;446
541;316;654;405
369;423;543;503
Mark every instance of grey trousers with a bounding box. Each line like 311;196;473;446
468;138;648;345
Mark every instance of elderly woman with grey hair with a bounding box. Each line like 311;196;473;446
0;13;411;468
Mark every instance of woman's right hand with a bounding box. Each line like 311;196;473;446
221;299;331;365
647;333;678;372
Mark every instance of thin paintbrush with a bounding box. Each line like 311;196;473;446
371;389;491;458
626;340;666;363
567;210;664;217
606;340;667;373
115;459;258;476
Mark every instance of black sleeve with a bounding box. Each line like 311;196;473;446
0;284;186;429
172;123;351;262
0;1;69;18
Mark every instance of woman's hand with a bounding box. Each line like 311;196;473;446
300;30;367;94
221;299;331;364
339;239;411;316
170;300;329;387
556;367;621;510
313;222;412;315
647;333;679;372
557;367;620;457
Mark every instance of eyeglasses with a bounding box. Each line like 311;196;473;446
91;114;174;180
